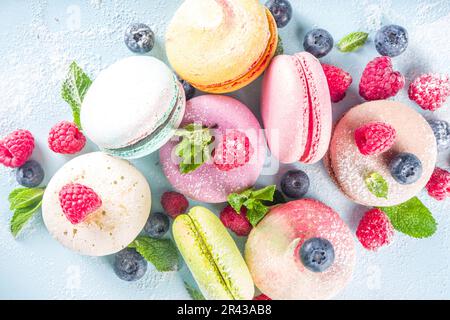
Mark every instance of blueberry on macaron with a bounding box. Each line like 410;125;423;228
389;152;422;185
299;237;335;273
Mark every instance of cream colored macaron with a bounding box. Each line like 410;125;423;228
42;152;151;256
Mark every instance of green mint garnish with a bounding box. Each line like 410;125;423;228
174;123;214;174
8;187;45;237
365;172;388;199
129;236;180;272
378;197;437;238
275;35;284;56
227;185;276;227
337;32;369;52
61;61;92;129
184;281;205;300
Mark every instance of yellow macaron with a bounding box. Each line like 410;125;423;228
166;0;278;94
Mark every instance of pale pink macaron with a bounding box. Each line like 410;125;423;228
326;100;437;207
159;95;266;203
245;199;355;300
261;51;332;164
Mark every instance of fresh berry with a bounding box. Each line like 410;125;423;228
213;130;253;171
0;129;34;168
389;152;422;185
408;74;450;111
59;183;102;224
375;25;408;57
253;294;272;300
161;191;189;219
48;121;86;154
426;167;450;201
299;237;335;273
322;64;353;103
303;29;334;58
219;205;252;237
356;208;394;251
16;160;44;187
124;23;154;53
265;0;292;28
113;248;147;281
144;212;170;238
354;122;397;156
178;77;196;100
359;56;405;100
280;170;310;199
428;119;450;151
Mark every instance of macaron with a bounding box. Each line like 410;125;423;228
261;52;332;164
159;95;266;203
81;56;185;159
245;199;355;300
326;100;437;207
42;152;151;256
173;206;254;300
165;0;278;93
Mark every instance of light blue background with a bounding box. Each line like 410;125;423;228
0;0;449;299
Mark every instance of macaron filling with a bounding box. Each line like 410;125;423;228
103;78;185;159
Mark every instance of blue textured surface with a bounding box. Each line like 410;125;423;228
0;0;449;299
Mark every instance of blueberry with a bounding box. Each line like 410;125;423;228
265;0;293;28
280;170;310;199
303;29;334;58
144;212;170;238
389;152;422;185
375;25;408;57
428;119;450;151
113;248;147;281
16;160;44;187
299;237;335;273
178;77;196;100
124;23;155;53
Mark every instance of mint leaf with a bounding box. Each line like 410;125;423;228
275;35;284;56
365;172;388;199
244;200;269;227
227;193;246;213
378;197;437;238
61;61;92;129
184;281;205;300
10;200;43;237
337;32;368;52
8;187;45;237
251;185;276;201
129;236;180;272
175;123;213;174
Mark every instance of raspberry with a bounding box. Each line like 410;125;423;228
322;64;353;103
356;208;394;251
354;122;396;156
59;183;102;224
426;167;450;201
48;121;86;154
161;191;189;219
213;130;253;171
408;74;450;111
219;205;252;236
359;56;405;100
0;130;34;168
253;294;271;300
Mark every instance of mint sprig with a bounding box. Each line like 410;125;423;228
61;61;92;129
8;187;45;237
337;32;369;52
184;281;205;300
365;172;388;199
174;123;214;174
227;185;276;227
378;197;437;238
129;236;180;272
275;35;284;56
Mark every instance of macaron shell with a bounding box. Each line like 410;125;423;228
245;199;355;300
173;206;254;300
160;95;266;203
329;100;437;206
42;152;151;256
81;56;179;150
166;0;276;93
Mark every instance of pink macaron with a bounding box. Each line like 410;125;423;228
159;95;266;203
261;52;332;164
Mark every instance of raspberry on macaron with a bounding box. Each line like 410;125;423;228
59;183;102;224
0;129;35;168
354;122;397;156
48;121;86;154
213;129;253;171
356;208;394;251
